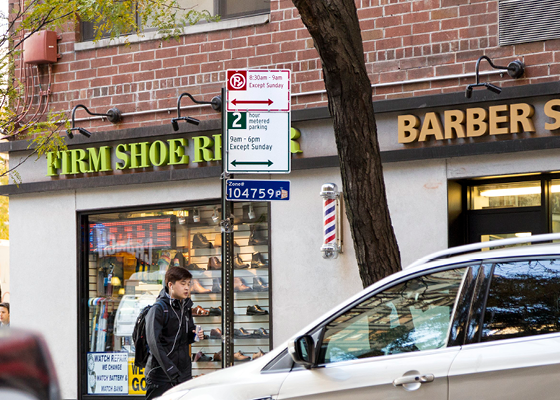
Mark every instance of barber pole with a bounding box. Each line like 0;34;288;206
320;183;343;259
324;197;336;244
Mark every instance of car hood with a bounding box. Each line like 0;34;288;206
162;343;289;397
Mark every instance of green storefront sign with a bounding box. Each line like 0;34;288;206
47;129;303;177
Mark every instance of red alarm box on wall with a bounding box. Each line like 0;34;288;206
23;30;60;64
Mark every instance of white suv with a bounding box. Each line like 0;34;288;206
159;233;560;400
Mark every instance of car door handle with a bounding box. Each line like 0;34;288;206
393;374;434;387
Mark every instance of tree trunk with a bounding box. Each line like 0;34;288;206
292;0;401;287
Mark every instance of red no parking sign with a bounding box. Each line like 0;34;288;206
226;69;290;112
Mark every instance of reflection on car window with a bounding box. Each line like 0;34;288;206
482;259;560;342
318;268;467;364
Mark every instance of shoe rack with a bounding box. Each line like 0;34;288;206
232;203;270;365
184;202;271;375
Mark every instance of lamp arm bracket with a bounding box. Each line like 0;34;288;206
176;93;222;118
475;56;524;83
70;105;122;128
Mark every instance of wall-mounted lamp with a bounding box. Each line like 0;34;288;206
212;207;220;224
465;56;525;98
177;210;188;225
171;93;222;131
247;204;255;220
193;208;200;223
67;105;122;138
320;183;343;259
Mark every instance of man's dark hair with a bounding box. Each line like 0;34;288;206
0;302;9;313
165;266;192;286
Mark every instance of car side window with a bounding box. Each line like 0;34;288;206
318;268;467;364
481;258;560;342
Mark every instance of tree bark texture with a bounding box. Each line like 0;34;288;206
292;0;401;287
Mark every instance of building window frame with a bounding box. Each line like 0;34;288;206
77;199;272;399
79;1;270;45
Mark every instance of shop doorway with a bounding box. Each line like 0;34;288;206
467;207;546;244
451;177;560;246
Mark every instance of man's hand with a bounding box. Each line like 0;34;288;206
193;325;204;340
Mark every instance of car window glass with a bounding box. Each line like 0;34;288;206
482;258;560;342
318;268;467;364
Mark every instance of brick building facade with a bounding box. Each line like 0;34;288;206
6;1;560;399
30;0;559;133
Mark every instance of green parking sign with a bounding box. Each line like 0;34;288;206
227;112;247;129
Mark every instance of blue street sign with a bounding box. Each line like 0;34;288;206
226;179;290;201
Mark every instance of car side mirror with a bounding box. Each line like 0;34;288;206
288;334;316;369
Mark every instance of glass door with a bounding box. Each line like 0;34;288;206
467;181;547;245
81;201;272;397
231;203;270;364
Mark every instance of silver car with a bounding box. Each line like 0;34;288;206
159;233;560;400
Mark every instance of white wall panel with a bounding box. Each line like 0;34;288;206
384;159;449;267
10;190;78;399
447;149;560;180
75;179;221;211
271;168;362;344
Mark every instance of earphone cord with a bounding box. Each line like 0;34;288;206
167;300;183;356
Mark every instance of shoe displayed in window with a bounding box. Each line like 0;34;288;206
193;350;212;362
208;256;222;270
193;305;210;316
252;277;268;292
252;348;266;359
234;254;250;269
246;305;268;315
248;225;268;246
191;279;211;294
213;350;222;362
256;327;269;338
193;233;214;249
233;351;251;361
233;327;252;338
234;277;252;292
251;252;268;268
212;278;222;293
209;328;222;339
208;307;222;316
186;263;206;271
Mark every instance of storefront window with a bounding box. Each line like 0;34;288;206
83;202;270;396
551;179;560;233
469;181;541;210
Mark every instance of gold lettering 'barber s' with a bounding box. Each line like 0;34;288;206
398;102;540;144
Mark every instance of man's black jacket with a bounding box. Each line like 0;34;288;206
145;287;196;384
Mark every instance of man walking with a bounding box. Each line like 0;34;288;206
0;302;9;327
144;267;203;400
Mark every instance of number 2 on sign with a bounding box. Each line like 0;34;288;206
227;112;247;129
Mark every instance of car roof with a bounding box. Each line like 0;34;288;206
406;232;560;270
290;233;560;341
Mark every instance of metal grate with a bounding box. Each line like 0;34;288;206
499;0;560;46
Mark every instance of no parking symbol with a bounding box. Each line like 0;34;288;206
227;70;247;91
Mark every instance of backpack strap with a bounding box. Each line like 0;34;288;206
153;300;169;325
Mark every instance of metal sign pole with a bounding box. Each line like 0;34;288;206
220;86;235;367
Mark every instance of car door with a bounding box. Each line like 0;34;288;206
449;258;560;400
278;266;472;400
